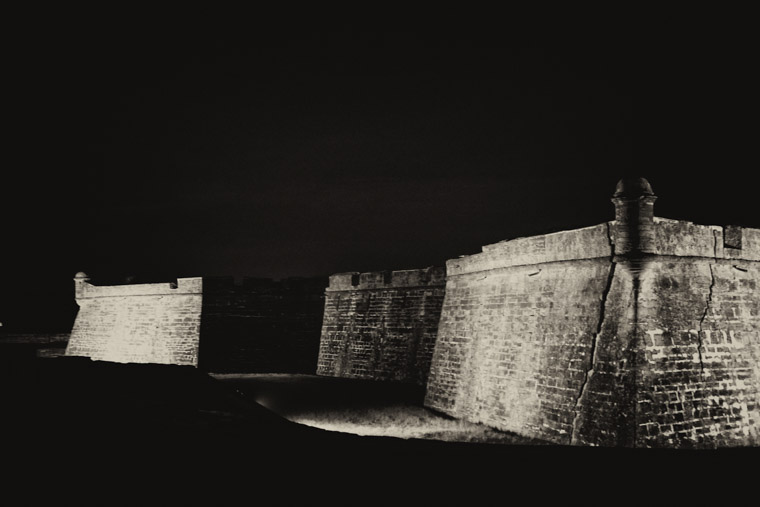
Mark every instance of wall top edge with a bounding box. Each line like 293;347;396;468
480;222;613;252
76;277;203;298
448;217;759;276
481;218;759;254
327;266;446;291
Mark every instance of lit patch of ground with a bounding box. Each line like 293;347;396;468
212;373;546;445
283;404;541;443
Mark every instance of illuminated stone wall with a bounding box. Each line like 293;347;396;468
424;179;760;448
317;267;446;385
66;276;203;366
423;224;626;444
65;275;326;371
634;220;760;448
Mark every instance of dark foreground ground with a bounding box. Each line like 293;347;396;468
3;358;757;505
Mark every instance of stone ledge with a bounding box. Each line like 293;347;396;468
76;278;203;299
327;267;446;292
448;219;760;277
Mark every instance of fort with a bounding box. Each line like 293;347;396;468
65;275;326;373
318;178;760;448
56;177;759;448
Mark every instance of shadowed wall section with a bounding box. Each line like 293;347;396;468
66;275;326;372
317;267;446;385
198;277;326;373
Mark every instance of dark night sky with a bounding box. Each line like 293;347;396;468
3;24;758;331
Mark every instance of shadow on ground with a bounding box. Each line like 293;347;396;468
3;357;757;505
212;372;427;415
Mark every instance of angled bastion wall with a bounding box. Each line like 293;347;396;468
424;178;760;448
634;219;759;448
65;274;327;371
66;274;203;366
317;267;446;385
424;223;625;444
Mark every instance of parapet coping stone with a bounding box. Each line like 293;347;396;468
76;277;203;299
447;218;759;277
327;267;447;292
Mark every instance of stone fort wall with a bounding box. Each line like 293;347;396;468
423;180;760;448
66;276;203;366
634;219;759;448
317;267;446;385
424;224;621;444
66;275;326;372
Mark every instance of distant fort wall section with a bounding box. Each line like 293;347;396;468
198;276;326;373
317;267;446;385
424;179;760;448
66;276;203;366
65;275;326;372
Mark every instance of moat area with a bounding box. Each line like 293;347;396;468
213;373;544;444
4;357;757;505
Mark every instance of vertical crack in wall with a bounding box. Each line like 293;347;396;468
696;231;719;378
630;277;640;448
570;223;616;445
696;265;715;377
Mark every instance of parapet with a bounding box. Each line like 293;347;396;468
447;178;759;278
73;274;331;301
73;274;203;301
326;266;446;292
448;223;614;277
651;218;759;261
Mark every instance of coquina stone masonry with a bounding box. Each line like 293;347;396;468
66;274;203;366
317;267;446;385
423;178;759;448
66;275;326;371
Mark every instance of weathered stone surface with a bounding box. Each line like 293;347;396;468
454;223;612;275
636;258;760;448
66;275;326;371
424;179;760;448
425;230;632;445
317;266;445;385
66;277;203;366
